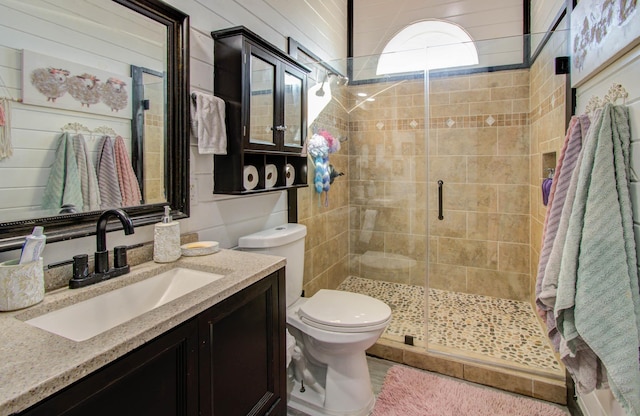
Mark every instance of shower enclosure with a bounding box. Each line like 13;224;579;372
302;31;568;384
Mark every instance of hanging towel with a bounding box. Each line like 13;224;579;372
41;132;83;211
536;115;589;350
554;104;640;416
540;118;603;391
114;135;142;207
97;136;122;209
72;134;101;212
0;98;13;160
190;91;227;155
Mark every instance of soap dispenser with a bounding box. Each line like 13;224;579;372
153;206;181;263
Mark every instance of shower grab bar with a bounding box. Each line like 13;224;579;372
438;180;444;220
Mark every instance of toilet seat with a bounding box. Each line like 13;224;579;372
298;290;392;333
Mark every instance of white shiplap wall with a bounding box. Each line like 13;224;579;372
530;0;565;54
352;0;524;80
0;0;156;220
574;42;640;416
0;0;348;265
164;0;349;251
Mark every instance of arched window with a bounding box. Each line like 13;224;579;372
376;20;479;75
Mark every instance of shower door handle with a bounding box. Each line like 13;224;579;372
438;180;444;220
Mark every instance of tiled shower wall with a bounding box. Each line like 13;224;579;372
528;21;569;304
302;57;568;304
346;70;533;301
297;83;350;296
348;80;428;286
428;70;531;301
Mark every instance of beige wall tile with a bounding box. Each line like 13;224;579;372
469;100;512;115
437;128;497;156
498;185;530;214
437;183;498;212
469;72;513;89
428;263;467;292
438;237;498;270
467;213;530;244
449;89;491;104
385;232;428;259
428;210;466;238
410;260;427;286
429;156;467;182
491;85;530;101
430;76;470;93
499;243;530;274
467;156;529;185
431;103;470;117
497;126;529;155
467;268;529;301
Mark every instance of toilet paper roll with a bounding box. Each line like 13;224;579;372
285;164;295;186
243;165;259;190
265;164;278;188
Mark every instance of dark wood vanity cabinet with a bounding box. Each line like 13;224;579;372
18;320;199;416
199;269;286;416
212;26;309;194
17;270;286;416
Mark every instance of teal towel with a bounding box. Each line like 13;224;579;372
42;133;84;211
555;104;640;415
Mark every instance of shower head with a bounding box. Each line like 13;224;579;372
315;72;328;97
328;71;349;86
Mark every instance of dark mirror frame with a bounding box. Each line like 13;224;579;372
0;0;190;252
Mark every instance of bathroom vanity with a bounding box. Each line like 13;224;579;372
0;250;286;416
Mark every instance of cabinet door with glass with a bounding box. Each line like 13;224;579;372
245;43;307;154
246;44;278;151
281;64;306;153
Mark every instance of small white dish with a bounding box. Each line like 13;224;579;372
181;241;220;257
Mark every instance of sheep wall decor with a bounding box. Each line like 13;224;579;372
22;50;133;119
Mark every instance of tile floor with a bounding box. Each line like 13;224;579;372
337;276;563;375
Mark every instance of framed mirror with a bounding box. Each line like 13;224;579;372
0;0;189;251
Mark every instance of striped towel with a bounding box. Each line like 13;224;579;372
536;115;589;350
41;132;83;211
555;104;640;415
0;98;12;160
97;136;122;209
114;136;142;207
72;134;101;212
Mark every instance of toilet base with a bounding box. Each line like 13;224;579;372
287;377;375;416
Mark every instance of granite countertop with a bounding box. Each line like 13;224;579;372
0;249;286;415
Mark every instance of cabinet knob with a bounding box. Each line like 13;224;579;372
274;125;287;132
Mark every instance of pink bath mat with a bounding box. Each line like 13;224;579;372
372;366;568;416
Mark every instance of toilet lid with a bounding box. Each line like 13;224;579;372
298;290;391;331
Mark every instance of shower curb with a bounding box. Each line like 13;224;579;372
367;338;567;405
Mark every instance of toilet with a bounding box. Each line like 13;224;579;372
238;224;392;416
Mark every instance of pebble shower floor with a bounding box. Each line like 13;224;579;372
337;276;563;375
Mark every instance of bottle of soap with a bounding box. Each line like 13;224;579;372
153;206;181;263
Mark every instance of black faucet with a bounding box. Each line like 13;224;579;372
69;209;135;289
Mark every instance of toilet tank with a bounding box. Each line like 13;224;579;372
238;224;307;308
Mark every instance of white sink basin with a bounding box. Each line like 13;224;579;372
25;267;223;341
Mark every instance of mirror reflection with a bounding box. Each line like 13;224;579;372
0;0;167;222
250;55;275;145
284;71;302;147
